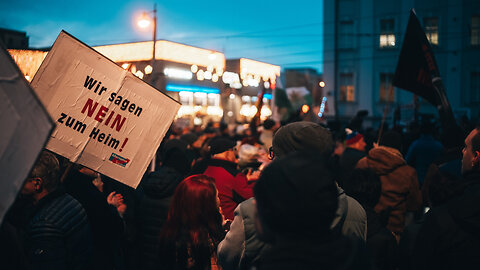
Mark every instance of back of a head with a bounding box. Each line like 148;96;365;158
272;121;334;158
254;151;338;236
166;175;221;232
263;119;275;130
342;169;381;209
378;131;402;152
30;150;61;192
163;147;191;175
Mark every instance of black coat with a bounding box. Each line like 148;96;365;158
63;170;125;270
134;166;184;270
412;171;480;270
259;234;373;270
25;188;94;270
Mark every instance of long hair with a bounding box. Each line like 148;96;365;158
159;174;224;269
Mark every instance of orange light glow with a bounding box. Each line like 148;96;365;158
302;104;310;113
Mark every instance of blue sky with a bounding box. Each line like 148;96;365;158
1;0;323;73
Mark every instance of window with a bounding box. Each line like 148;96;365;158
379;73;395;102
424;17;439;45
472;16;480;46
194;92;207;106
339;20;355;49
380;19;395;48
207;93;220;106
179;91;192;105
339;73;355;102
470;72;480;104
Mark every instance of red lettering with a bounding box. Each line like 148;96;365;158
111;114;126;132
81;98;98;117
104;111;115;126
95;105;108;123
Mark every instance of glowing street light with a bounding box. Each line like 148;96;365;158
136;4;157;81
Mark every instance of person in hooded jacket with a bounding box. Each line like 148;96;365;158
412;126;480;270
134;143;191;270
254;151;373;270
357;131;422;234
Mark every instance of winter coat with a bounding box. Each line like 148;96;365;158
332;185;367;240
259;234;373;270
63;170;125;270
218;198;271;270
364;207;398;270
412;171;480;270
135;167;184;270
202;159;254;220
218;188;367;270
357;146;422;233
25;188;93;270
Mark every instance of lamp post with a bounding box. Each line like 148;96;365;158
137;3;157;83
137;4;157;172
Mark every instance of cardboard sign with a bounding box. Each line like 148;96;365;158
31;31;180;188
0;46;54;223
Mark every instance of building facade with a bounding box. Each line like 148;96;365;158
9;38;279;126
323;0;480;124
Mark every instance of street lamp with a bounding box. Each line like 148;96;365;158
137;4;157;82
137;4;157;172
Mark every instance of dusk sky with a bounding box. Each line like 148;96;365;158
1;0;324;73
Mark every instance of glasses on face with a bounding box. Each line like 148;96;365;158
268;147;274;160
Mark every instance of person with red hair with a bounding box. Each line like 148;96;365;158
158;174;226;269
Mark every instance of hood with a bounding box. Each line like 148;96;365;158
141;167;183;199
366;146;406;175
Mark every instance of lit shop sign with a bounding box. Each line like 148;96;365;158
166;84;220;94
164;68;193;80
222;72;242;89
263;93;272;100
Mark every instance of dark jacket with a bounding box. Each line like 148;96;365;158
259;234;373;270
202;159;254;220
135;167;184;270
412;171;480;270
25;188;93;270
63;170;124;270
364;207;398;270
357;146;422;232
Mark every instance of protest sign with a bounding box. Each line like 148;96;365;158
0;46;54;223
31;31;180;188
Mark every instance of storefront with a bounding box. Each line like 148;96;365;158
94;40;225;126
224;58;280;123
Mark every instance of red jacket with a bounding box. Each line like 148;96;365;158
202;158;254;220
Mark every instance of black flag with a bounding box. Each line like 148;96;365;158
393;9;456;128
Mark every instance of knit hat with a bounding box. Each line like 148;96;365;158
254;151;338;234
345;129;363;146
208;136;236;155
272;121;334;158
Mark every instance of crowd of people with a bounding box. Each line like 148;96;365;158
1;114;480;270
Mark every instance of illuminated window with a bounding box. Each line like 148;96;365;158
339;73;355;102
207;93;220;106
339;20;355;49
379;73;395;102
424;17;439;45
470;72;480;104
379;19;395;48
472;16;480;46
179;91;193;105
194;92;207;106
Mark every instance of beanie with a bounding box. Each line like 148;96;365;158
272;121;334;158
345;131;363;146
